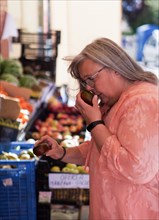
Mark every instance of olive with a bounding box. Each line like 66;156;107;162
81;90;94;106
33;142;51;156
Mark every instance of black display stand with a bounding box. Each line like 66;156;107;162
19;30;61;81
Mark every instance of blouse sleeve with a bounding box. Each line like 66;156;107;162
77;141;91;162
100;92;159;184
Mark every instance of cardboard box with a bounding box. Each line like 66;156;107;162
0;81;33;141
0;81;32;100
0;96;20;120
0;80;33;120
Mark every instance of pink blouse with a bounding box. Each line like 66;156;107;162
78;82;159;220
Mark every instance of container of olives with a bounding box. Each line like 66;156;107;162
33;142;51;156
81;90;94;106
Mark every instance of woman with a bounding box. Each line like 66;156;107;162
35;38;159;220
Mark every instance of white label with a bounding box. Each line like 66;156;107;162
2;178;13;186
49;173;89;189
39;191;52;203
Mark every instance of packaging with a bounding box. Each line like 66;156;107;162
0;118;20;142
0;96;20;120
0;81;32;141
0;81;32;100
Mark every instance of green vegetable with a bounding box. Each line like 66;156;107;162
1;59;23;78
0;73;19;86
0;55;4;73
0;55;4;63
19;74;37;88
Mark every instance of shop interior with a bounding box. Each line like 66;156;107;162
0;0;158;220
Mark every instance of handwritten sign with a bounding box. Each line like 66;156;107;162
49;173;89;189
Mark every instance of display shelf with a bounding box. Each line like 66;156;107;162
17;82;56;141
36;156;89;220
19;30;61;81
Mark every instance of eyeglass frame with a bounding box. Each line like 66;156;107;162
79;66;107;88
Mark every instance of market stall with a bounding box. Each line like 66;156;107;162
0;55;89;219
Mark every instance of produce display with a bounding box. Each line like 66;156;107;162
0;85;33;127
28;97;86;147
19;74;38;88
0;148;36;161
0;57;56;141
0;38;90;216
0;58;23;78
0;57;51;99
0;57;37;88
0;73;19;86
50;163;88;174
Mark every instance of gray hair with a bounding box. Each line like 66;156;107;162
68;38;158;85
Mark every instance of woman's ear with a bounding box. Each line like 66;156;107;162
111;70;122;81
113;71;121;78
114;71;119;75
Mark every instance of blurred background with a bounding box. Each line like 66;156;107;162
3;0;159;86
0;1;158;219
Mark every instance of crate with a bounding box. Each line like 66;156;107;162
0;141;34;154
19;30;61;81
0;160;36;220
20;31;61;60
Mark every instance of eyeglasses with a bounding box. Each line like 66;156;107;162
79;66;106;88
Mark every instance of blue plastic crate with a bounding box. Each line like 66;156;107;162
0;160;36;220
0;141;34;154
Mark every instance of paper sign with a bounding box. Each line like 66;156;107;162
2;178;13;186
39;191;52;203
49;173;89;189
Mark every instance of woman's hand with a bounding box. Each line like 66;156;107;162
34;135;85;165
75;92;102;124
34;135;64;159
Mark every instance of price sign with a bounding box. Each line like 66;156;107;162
49;173;89;189
38;191;52;203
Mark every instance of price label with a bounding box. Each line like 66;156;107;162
39;191;52;203
49;173;89;189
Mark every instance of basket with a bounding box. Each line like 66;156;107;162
0;160;36;220
0;141;34;154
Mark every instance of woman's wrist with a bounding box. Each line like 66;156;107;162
56;146;66;161
87;120;105;132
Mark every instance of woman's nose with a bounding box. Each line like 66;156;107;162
86;84;93;91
